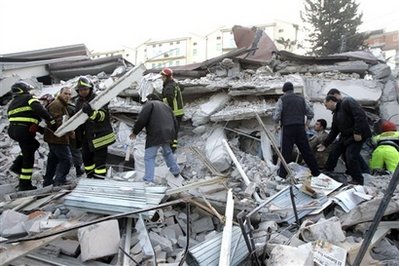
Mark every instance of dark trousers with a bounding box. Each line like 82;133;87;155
8;125;39;181
325;140;365;184
325;140;370;175
43;144;72;186
278;125;320;178
70;146;84;174
82;141;108;177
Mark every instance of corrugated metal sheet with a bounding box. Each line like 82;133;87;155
187;226;248;266
64;179;167;217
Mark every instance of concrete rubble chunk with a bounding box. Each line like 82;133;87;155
268;245;313;266
0;209;28;237
338;198;399;228
192;216;215;234
78;219;120;262
49;238;80;256
299;217;345;244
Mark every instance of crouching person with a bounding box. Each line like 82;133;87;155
130;93;180;183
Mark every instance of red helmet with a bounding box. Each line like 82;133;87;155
160;67;173;77
381;121;397;132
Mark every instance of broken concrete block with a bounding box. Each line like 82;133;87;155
161;224;183;245
50;238;80;256
300;217;345;244
0;209;28;237
338;198;399;228
192;216;214;234
268;245;313;266
149;231;173;253
78;219;120;262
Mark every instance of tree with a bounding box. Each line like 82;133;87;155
301;0;367;56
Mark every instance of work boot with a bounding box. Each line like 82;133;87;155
10;155;23;175
18;179;37;191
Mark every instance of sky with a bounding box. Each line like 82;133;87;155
1;0;398;55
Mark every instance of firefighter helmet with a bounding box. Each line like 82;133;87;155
160;67;173;77
76;76;94;90
11;81;35;94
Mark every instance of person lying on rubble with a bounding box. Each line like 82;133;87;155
130;93;181;183
7;81;57;191
318;95;372;185
369;120;399;174
159;67;184;152
43;87;73;187
75;76;116;179
272;81;320;179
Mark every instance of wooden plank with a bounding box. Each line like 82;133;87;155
54;64;146;137
219;189;234;266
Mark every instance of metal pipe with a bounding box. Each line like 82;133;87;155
352;165;399;266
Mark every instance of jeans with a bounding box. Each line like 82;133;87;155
70;146;84;175
44;144;72;186
143;144;180;182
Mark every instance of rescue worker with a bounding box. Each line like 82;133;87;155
130;93;180;183
370;120;399;174
272;82;320;179
160;67;184;152
7;81;57;191
318;95;372;185
75;76;116;178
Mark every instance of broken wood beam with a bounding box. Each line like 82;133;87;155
219;189;234;266
222;139;262;203
54;63;146;137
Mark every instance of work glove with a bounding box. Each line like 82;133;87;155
38;126;45;134
48;119;58;132
82;103;93;116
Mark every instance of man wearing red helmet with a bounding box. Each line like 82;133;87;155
160;67;184;152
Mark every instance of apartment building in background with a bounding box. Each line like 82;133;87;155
131;20;300;69
365;30;399;71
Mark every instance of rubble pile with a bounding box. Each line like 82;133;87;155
1;39;399;264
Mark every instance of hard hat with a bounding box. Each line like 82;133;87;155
160;67;173;77
381;120;397;132
11;81;35;94
76;76;94;90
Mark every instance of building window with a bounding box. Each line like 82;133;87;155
278;29;284;33
176;48;180;56
170;42;174;45
176;60;180;66
176;41;180;44
152;63;155;68
216;43;222;51
193;42;197;46
216;36;221;40
193;48;197;56
158;44;162;47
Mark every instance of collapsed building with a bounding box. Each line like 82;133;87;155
0;25;399;265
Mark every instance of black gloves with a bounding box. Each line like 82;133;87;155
82;103;93;116
48;119;58;132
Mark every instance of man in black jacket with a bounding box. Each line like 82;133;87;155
318;95;372;185
75;76;116;179
130;94;180;183
7;81;57;191
272;82;320;179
